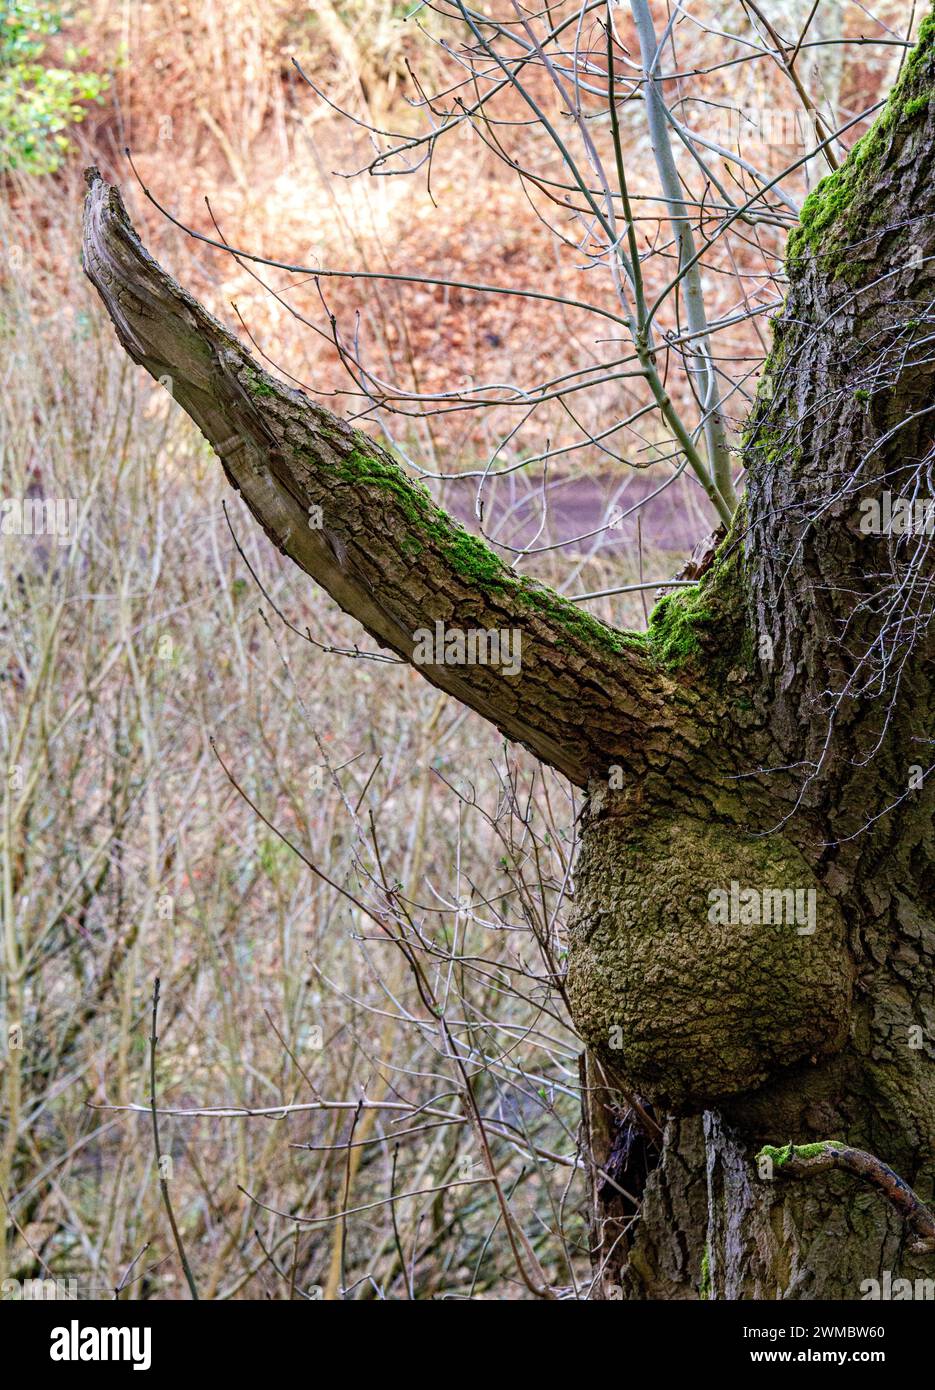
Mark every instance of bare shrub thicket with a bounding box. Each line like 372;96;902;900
1;166;622;1298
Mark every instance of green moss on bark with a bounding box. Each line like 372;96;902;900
647;589;713;668
644;518;750;676
245;367;274;397
337;446;514;590
757;1140;845;1167
334;445;642;657
519;580;645;657
566;813;853;1111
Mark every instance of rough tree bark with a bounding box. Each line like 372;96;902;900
81;17;935;1300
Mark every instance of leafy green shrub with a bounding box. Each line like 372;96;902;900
0;1;107;173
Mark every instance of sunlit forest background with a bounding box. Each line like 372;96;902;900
0;0;915;1298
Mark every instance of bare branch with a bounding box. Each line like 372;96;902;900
760;1141;935;1255
81;168;701;788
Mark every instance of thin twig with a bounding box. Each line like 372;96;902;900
150;978;200;1299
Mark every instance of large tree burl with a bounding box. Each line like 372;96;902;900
567;798;854;1110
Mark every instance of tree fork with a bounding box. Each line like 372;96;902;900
80;3;935;1298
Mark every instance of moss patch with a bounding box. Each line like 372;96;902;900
785;10;935;275
757;1140;846;1167
335;443;642;657
245;367;274;398
337;446;510;590
646;588;713;669
518;579;645;657
904;93;931;120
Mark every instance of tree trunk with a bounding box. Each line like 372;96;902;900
81;17;935;1300
583;22;935;1299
